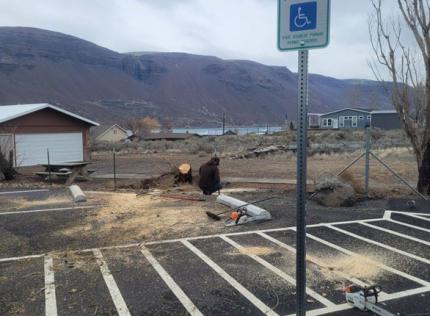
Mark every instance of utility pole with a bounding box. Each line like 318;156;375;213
222;112;226;135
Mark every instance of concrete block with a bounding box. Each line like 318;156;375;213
69;185;86;203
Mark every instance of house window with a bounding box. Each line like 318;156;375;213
367;115;371;119
359;116;364;120
352;116;358;127
339;116;345;127
322;118;333;127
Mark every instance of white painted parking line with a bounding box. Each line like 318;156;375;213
0;189;49;195
139;245;203;316
291;286;430;316
182;240;278;316
44;255;57;316
327;225;430;265
387;219;430;233
401;213;430;222
258;232;368;288
93;249;131;316
0;253;44;263
360;222;430;246
221;235;336;308
0;205;100;216
306;232;430;287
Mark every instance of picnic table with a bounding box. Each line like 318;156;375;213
36;161;93;185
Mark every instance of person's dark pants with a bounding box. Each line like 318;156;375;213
200;183;222;195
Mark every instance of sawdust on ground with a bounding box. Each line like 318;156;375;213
314;254;385;282
237;246;277;256
0;195;73;211
58;190;225;244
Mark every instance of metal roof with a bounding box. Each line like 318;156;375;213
370;110;397;114
320;107;372;116
0;103;99;126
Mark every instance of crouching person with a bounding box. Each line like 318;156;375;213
198;157;222;195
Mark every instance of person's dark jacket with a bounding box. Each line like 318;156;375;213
198;158;220;193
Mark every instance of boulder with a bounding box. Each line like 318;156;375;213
312;173;356;207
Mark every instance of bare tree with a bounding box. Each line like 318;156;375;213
369;0;430;194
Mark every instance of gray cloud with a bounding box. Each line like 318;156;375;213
0;0;413;79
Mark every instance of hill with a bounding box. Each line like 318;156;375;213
0;27;392;126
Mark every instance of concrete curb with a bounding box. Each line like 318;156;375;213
69;185;86;203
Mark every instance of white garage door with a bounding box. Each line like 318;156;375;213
15;133;83;166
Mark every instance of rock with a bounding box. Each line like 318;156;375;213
312;173;356;207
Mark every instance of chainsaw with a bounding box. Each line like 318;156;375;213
344;284;398;316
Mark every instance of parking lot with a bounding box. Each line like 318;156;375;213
0;189;429;315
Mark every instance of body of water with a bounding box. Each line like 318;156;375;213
172;126;284;136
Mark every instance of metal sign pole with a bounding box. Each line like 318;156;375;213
296;48;309;316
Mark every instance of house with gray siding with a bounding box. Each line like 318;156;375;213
317;108;371;129
371;110;401;130
309;108;401;130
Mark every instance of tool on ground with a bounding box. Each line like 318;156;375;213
344;284;397;316
206;196;276;221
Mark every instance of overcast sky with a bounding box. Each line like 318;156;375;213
0;0;406;79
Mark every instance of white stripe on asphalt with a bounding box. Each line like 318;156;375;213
290;286;430;316
327;225;430;265
0;205;100;216
0;189;49;195
360;222;430;246
93;249;131;316
306;232;430;287
182;240;278;316
139;245;203;316
0;253;44;263
387;219;430;233
400;213;430;222
220;235;336;308
44;255;57;316
257;232;368;288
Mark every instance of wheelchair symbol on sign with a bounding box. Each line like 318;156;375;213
294;7;311;28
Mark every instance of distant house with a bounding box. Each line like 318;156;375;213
309;108;401;130
143;132;201;141
371;110;401;130
95;124;132;143
0;103;98;166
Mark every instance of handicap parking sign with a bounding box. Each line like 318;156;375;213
290;2;317;32
278;0;330;51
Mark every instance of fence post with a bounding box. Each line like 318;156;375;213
365;126;371;198
47;148;51;183
113;149;117;191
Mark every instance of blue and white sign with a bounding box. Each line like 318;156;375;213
278;0;330;51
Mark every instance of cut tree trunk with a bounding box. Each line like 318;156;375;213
417;142;430;195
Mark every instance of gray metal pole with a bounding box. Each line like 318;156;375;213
370;152;427;200
47;148;51;183
337;152;366;177
222;112;226;136
365;126;371;198
113;149;117;191
296;49;309;316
